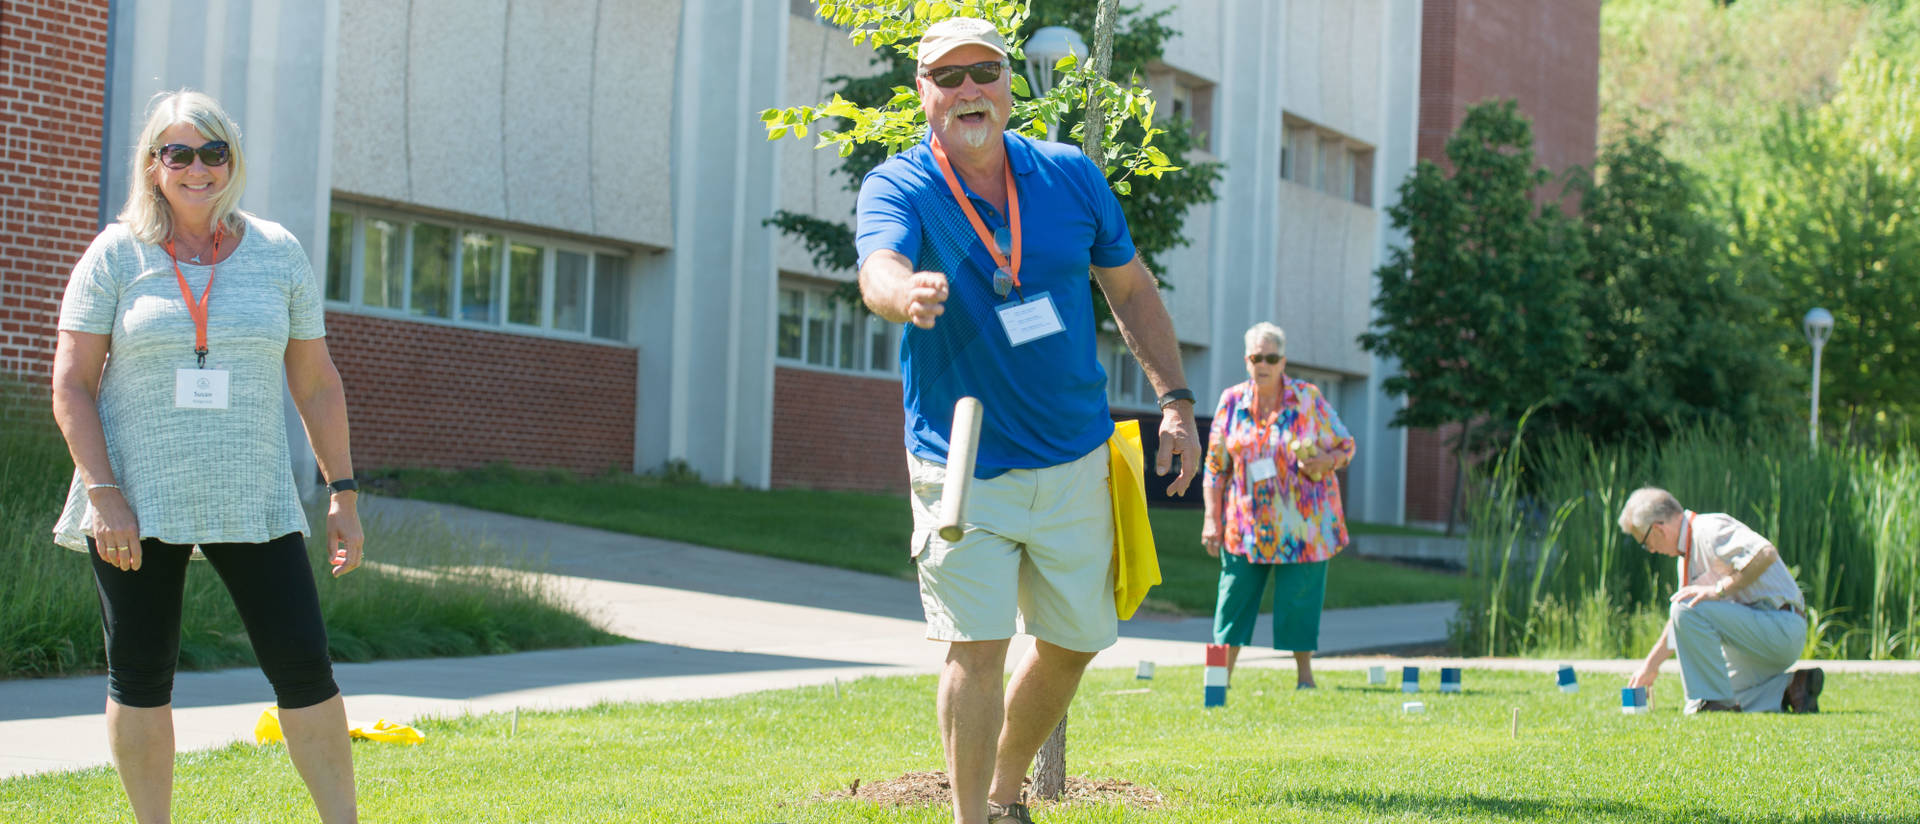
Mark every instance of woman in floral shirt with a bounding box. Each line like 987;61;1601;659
1200;322;1355;688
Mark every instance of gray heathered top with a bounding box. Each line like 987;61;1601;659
52;215;325;552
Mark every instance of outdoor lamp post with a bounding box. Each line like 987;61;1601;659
1804;307;1834;450
1022;26;1087;142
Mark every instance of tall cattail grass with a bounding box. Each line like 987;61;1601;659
0;379;621;678
1458;418;1918;660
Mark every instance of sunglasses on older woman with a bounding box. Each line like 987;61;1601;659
923;60;1006;88
153;141;230;170
1246;353;1282;364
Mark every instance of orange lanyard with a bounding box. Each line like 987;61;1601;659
165;225;223;368
929;136;1021;293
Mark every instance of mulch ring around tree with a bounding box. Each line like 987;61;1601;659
815;770;1167;810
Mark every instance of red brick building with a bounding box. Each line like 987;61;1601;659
1405;0;1602;525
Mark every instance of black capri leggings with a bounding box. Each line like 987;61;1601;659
89;531;339;709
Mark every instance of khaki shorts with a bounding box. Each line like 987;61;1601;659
907;444;1117;653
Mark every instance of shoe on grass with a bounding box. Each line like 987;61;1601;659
1784;667;1824;714
988;799;1035;823
1693;699;1741;713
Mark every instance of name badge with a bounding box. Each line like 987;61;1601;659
1247;456;1277;483
996;292;1065;347
174;368;230;409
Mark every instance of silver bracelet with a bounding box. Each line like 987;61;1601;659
86;483;121;491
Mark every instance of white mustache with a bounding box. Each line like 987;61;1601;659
951;100;998;119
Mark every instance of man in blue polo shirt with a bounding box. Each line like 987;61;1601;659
854;17;1202;824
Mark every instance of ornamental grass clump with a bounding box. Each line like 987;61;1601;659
1460;419;1918;659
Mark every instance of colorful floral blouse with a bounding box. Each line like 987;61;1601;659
1203;378;1355;564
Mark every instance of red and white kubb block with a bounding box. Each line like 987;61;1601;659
1204;644;1229;707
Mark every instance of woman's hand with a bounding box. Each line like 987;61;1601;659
326;493;364;577
1201;518;1223;558
1300;453;1339;479
88;487;142;571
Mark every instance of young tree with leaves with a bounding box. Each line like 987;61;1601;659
1736;53;1920;436
1544;125;1791;443
1358;101;1588;529
764;0;1219;322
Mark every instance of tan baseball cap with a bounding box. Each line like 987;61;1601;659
917;17;1009;69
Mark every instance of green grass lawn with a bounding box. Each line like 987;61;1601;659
382;467;1466;615
5;667;1913;822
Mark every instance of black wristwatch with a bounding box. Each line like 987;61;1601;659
1157;388;1195;409
326;478;359;494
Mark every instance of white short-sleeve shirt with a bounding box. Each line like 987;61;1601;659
1682;511;1806;611
52;215;325;551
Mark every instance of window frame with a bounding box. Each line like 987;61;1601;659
774;279;899;377
324;203;635;346
1279;114;1375;209
1100;334;1159;412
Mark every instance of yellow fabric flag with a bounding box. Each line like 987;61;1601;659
255;706;426;746
1108;420;1161;619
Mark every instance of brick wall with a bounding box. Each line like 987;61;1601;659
325;312;636;475
1418;0;1601;180
770;365;906;493
0;0;110;381
1407;0;1599;525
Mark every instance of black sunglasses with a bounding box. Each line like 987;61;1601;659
153;141;230;170
1246;354;1282;365
923;60;1005;88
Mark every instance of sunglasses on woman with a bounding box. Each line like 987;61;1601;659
153;141;231;170
923;60;1006;88
1246;354;1282;364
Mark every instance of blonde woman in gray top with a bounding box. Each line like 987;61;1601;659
1617;487;1824;714
51;90;361;823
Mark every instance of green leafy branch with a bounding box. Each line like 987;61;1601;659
759;0;1179;190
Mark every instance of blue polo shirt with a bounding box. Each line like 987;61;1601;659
855;132;1138;477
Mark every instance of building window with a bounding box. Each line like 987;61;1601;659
1152;65;1215;154
326;205;632;343
506;242;543;327
324;211;352;302
777;281;897;375
1280;115;1373;208
362;217;405;310
1101;335;1157;410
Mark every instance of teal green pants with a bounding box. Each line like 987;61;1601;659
1213;553;1328;652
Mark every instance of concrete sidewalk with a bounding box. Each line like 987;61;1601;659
5;498;1906;780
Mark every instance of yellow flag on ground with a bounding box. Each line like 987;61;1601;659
1108;419;1161;619
255;706;426;746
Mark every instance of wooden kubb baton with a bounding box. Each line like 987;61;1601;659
937;396;985;543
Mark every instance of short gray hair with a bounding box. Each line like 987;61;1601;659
1243;322;1285;356
119;89;249;245
1617;487;1683;535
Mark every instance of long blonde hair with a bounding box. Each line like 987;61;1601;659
118;89;248;245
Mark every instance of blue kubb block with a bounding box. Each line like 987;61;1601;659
1204;685;1228;707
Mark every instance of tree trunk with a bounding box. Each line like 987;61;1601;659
1443;419;1475;537
1078;0;1120;162
1034;0;1116;800
1031;714;1068;800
